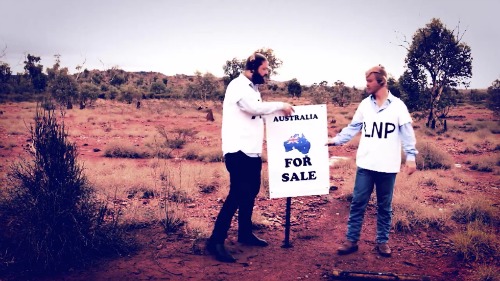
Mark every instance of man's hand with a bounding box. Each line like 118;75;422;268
405;160;417;175
325;138;336;146
282;103;294;116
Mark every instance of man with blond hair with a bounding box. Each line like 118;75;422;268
326;65;417;257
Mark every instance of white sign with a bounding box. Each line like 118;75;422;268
265;104;330;198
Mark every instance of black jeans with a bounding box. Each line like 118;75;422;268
210;151;262;243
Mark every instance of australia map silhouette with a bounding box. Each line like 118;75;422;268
283;133;311;154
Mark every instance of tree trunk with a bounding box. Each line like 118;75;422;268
426;107;434;128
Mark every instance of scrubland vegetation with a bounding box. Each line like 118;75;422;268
0;18;498;281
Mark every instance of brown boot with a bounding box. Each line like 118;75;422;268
337;241;358;255
376;243;391;257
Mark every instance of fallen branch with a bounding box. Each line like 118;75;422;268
331;269;430;281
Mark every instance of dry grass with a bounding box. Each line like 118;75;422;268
392;172;452;232
469;265;500;281
450;222;499;262
416;142;454;170
451;197;499;226
465;155;498;173
85;157;228;226
185;217;211;239
329;157;356;199
104;142;151;158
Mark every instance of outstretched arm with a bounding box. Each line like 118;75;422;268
326;121;362;146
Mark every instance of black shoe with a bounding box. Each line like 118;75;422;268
206;240;236;263
238;234;269;247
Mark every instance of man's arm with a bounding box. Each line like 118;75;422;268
237;95;293;115
400;122;418;174
326;121;362;146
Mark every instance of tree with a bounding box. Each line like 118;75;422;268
436;87;462;119
187;72;223;102
486;78;500;115
24;54;47;92
222;57;245;86
254;47;283;78
398;70;428;113
120;85;140;103
0;61;11;83
331;80;351;107
78;82;99;108
47;57;79;109
309;81;332;104
107;67;127;86
150;81;168;96
403;18;472;129
287;78;302;98
387;77;400;98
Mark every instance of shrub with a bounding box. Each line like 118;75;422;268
392;207;447;233
199;150;224;162
469;265;500;281
451;199;498;226
416;142;453;170
183;148;200;160
450;222;499;262
104;143;151;158
0;108;132;274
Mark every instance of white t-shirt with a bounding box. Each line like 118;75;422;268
221;74;284;155
354;95;412;173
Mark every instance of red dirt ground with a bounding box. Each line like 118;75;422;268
0;100;498;281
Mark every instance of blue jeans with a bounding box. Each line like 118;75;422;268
346;167;397;244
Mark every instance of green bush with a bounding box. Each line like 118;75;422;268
0;108;133;274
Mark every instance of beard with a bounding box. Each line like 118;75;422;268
251;71;266;85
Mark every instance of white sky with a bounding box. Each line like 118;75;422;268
1;0;498;89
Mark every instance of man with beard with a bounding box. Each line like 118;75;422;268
206;52;294;263
326;65;417;257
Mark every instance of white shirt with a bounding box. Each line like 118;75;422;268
221;74;284;155
354;94;413;173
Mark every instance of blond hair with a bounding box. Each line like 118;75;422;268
365;65;387;86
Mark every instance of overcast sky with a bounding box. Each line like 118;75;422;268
1;0;498;89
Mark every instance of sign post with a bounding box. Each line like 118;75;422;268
282;197;292;248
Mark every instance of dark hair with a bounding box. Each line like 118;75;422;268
245;53;267;72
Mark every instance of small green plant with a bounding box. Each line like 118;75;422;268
155;125;198;158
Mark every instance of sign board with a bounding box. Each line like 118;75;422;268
265;104;330;198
